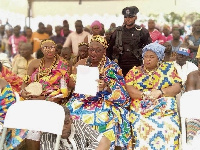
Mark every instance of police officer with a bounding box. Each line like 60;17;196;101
107;6;152;76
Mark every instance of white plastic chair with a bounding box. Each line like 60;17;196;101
180;90;200;150
0;100;65;150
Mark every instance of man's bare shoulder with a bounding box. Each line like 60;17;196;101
29;59;40;67
188;70;199;77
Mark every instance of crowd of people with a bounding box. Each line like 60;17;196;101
0;5;200;150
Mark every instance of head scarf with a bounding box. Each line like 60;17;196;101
91;20;102;31
142;43;165;61
90;35;108;49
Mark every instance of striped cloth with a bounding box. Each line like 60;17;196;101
186;119;200;142
40;119;103;150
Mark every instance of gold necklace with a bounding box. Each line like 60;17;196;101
36;55;58;82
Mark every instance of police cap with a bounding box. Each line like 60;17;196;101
122;6;139;17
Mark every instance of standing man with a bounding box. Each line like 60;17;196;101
8;25;27;57
31;22;49;56
63;20;90;56
148;19;164;43
107;6;151;76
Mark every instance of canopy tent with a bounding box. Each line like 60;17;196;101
0;0;200;31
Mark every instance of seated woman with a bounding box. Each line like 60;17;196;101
67;35;132;150
21;39;70;150
125;43;182;149
21;39;70;103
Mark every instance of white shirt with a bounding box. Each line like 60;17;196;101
63;31;90;56
173;61;198;85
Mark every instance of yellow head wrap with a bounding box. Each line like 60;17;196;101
41;39;56;47
90;35;108;49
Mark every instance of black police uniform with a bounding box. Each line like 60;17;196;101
107;6;152;76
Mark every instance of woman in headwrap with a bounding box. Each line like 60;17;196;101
84;20;103;43
125;42;182;149
67;35;132;150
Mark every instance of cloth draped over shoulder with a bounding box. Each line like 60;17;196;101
67;57;132;149
0;66;23;92
30;57;70;98
125;62;181;150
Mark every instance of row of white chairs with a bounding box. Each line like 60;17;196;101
0;90;200;150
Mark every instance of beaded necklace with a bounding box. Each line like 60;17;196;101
86;55;106;78
35;55;59;82
141;65;158;86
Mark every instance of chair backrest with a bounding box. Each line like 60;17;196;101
180;90;200;118
3;100;65;135
180;90;200;149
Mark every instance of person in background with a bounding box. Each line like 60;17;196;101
105;27;116;44
45;24;53;37
1;29;13;55
50;26;66;45
163;41;176;61
61;20;71;38
63;20;90;56
125;42;181;149
31;22;49;56
173;45;198;114
107;6;151;76
162;24;173;42
0;25;6;48
25;27;33;43
83;25;91;34
185;20;200;65
186;58;200;143
84;20;102;43
8;25;27;57
40;107;111;150
170;29;183;53
148;19;164;43
75;42;89;63
36;48;44;59
100;23;105;36
56;43;63;56
12;43;34;78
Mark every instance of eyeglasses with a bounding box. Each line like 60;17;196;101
42;46;56;52
88;48;103;53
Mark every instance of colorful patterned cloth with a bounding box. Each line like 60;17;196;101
0;84;16;125
125;62;181;150
30;57;70;99
186;119;200;142
0;83;27;150
0;66;23;92
67;57;132;150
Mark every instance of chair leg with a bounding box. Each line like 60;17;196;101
0;128;7;150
